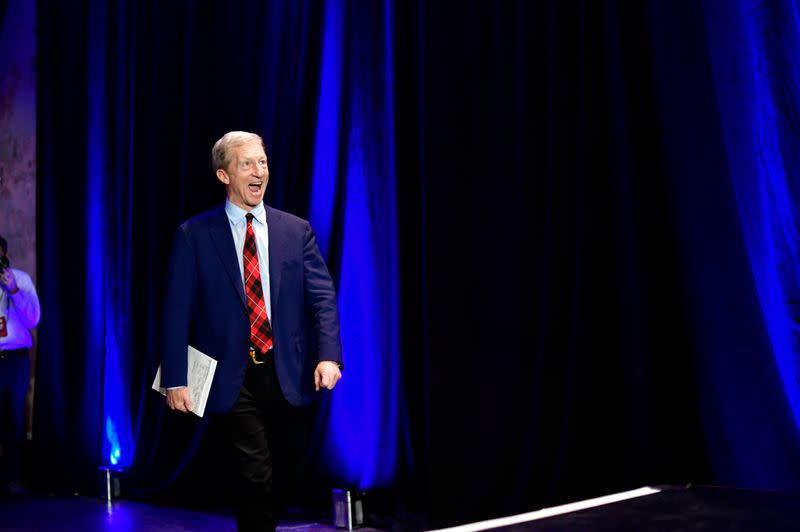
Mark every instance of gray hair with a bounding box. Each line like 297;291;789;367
211;131;265;171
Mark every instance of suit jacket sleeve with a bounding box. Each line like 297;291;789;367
303;221;343;365
160;225;197;387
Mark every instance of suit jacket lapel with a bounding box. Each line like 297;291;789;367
209;206;247;309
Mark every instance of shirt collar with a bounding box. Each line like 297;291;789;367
225;200;266;226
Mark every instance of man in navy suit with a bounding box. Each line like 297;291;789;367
160;131;342;532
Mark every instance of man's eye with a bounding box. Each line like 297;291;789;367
241;161;251;168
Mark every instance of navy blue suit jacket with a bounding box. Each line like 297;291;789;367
159;203;342;413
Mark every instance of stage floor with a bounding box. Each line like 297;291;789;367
432;485;800;532
0;495;385;532
2;485;800;531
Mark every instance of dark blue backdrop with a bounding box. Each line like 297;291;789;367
28;0;800;527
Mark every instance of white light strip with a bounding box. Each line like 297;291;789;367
426;486;662;532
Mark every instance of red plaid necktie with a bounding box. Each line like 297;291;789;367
244;213;273;356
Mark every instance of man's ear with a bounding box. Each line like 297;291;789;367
216;168;230;185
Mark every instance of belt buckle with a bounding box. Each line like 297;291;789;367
249;347;266;365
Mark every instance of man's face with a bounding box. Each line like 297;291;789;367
216;140;269;211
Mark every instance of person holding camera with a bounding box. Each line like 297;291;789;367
0;234;40;495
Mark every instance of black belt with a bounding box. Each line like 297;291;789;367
0;348;28;360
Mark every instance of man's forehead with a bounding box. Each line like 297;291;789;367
235;141;266;157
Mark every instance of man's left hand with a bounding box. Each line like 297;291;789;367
314;361;342;391
0;269;18;294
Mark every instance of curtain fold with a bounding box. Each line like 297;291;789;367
699;0;800;489
307;0;402;490
704;0;800;431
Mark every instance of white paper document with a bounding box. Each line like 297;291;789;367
152;346;217;417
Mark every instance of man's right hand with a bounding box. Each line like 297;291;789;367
166;387;193;414
0;268;18;294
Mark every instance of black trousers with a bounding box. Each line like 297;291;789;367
228;359;311;532
0;349;29;485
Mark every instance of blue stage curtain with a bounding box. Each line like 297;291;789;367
307;0;403;489
35;0;403;498
36;0;139;492
404;0;800;525
32;0;800;525
700;0;800;486
642;0;800;496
